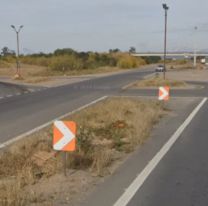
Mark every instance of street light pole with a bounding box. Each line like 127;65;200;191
11;25;23;78
193;26;197;68
162;3;169;80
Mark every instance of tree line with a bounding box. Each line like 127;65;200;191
0;47;161;70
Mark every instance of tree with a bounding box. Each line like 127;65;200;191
54;48;76;56
1;47;15;56
142;56;161;64
129;47;136;54
109;48;120;53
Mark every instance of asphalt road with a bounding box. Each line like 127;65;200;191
0;81;45;98
126;99;208;206
0;66;153;143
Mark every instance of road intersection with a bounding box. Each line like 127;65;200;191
1;67;208;206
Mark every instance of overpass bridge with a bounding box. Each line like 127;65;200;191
132;53;208;57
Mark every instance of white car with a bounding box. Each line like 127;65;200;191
155;65;165;72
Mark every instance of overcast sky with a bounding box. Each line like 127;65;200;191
0;0;208;53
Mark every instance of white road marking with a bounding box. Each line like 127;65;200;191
6;95;13;98
113;97;207;206
0;96;108;149
122;80;139;90
16;93;21;96
0;96;4;99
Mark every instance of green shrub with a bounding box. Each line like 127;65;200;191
142;56;161;64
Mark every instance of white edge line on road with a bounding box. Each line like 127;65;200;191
113;97;207;206
121;80;139;90
0;96;108;149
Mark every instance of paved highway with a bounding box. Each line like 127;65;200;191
0;66;153;144
0;81;46;99
126;99;208;206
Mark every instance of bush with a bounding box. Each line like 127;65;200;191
115;53;145;69
49;55;84;71
21;56;50;67
142;56;161;64
85;53;116;69
17;49;148;72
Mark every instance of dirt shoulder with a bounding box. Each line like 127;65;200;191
152;63;208;83
0;64;135;88
165;69;208;82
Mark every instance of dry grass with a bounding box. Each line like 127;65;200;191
0;64;48;77
0;64;125;84
133;76;187;88
0;131;59;205
0;97;166;205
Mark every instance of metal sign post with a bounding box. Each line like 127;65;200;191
63;152;67;177
53;121;76;177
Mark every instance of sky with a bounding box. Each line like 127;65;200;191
0;0;208;53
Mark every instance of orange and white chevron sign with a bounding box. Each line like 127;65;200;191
53;121;76;152
159;86;170;101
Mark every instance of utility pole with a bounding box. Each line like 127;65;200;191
162;3;169;80
11;25;24;78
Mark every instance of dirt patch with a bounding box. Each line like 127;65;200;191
164;69;208;82
130;76;187;88
167;62;194;70
0;97;166;206
23;77;51;84
168;62;207;71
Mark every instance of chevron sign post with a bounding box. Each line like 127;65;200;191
159;86;170;101
53;121;76;151
53;121;76;176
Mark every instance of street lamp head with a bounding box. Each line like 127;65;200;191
11;25;24;32
162;3;169;10
18;25;24;32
